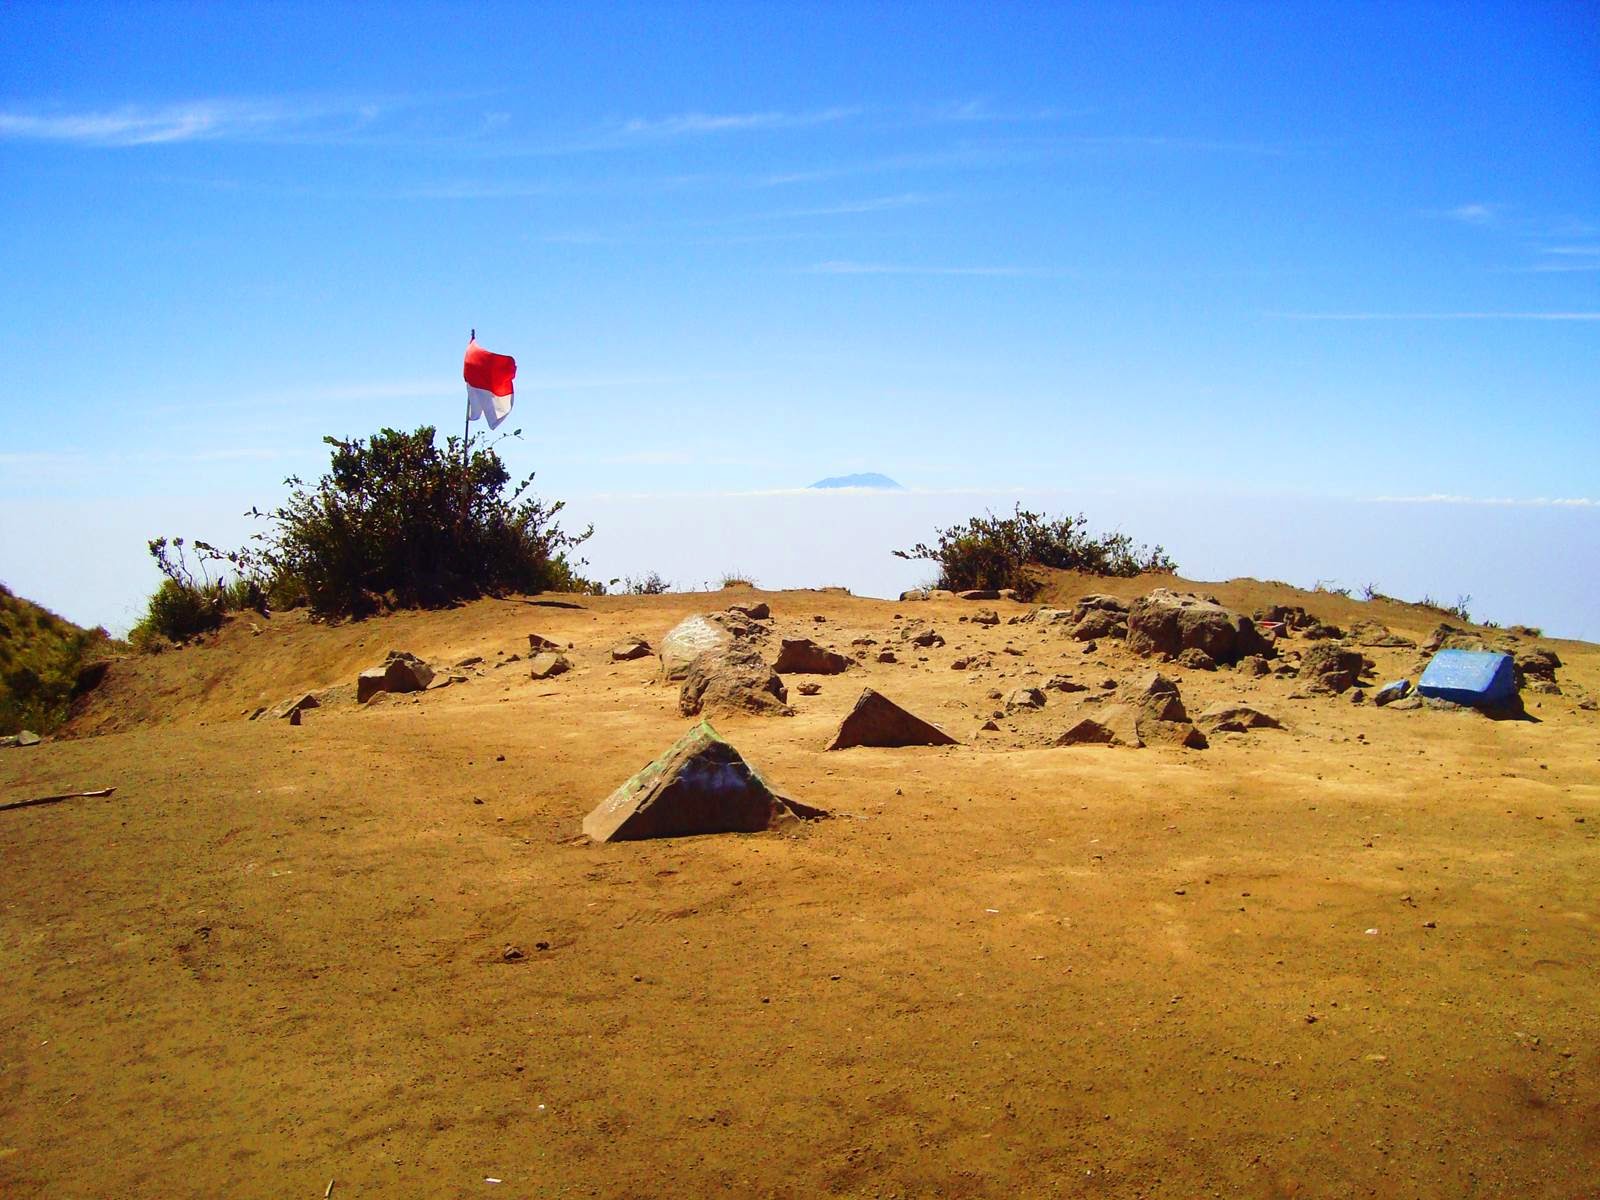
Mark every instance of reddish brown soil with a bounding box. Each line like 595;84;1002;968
3;574;1597;1198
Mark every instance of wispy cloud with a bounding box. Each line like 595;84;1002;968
1440;202;1498;225
1272;311;1600;322
803;260;1052;277
1521;244;1600;273
0;97;385;147
1370;493;1599;508
613;107;859;139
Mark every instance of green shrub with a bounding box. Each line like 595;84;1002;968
894;504;1175;600
236;425;592;617
128;536;262;649
130;578;223;647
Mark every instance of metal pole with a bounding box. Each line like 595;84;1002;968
463;328;475;471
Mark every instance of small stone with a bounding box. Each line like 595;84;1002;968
503;946;525;961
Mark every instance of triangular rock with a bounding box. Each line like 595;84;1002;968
583;721;823;842
1055;704;1142;747
827;688;958;750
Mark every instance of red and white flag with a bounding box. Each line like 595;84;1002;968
463;337;516;429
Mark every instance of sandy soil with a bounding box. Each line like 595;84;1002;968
3;574;1597;1198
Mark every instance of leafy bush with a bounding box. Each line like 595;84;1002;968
894;504;1175;599
0;582;117;734
128;537;257;649
238;425;591;617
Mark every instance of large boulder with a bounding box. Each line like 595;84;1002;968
773;638;852;675
583;721;823;842
657;612;766;680
1297;644;1369;694
679;644;791;717
357;652;434;702
827;689;958;750
1126;589;1267;665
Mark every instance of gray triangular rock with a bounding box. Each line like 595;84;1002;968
583;721;823;842
827;688;958;750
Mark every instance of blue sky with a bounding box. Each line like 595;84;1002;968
1;3;1596;635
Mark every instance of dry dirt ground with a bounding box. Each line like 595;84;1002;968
3;572;1598;1199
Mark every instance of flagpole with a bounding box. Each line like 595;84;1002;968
463;327;475;473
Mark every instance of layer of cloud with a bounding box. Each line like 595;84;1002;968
1369;494;1598;508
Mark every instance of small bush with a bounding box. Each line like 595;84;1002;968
894;505;1175;600
128;537;255;649
130;578;223;648
718;573;756;589
609;572;673;595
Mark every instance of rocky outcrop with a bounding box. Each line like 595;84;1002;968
679;644;790;717
1068;594;1130;642
357;651;435;703
1297;644;1368;694
1116;671;1207;748
1126;589;1267;665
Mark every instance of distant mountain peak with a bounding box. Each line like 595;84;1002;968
808;472;903;490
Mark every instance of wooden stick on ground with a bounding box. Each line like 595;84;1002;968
0;788;115;814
